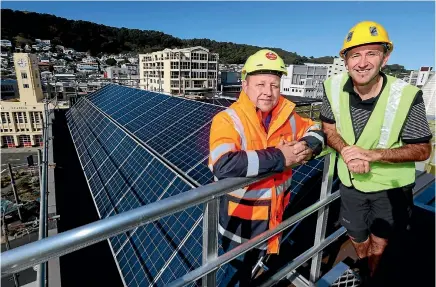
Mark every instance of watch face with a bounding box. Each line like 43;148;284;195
17;58;27;67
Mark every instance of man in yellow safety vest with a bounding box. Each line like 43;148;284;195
321;21;432;286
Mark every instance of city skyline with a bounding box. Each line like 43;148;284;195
1;1;435;69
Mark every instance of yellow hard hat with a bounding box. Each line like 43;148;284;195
241;49;287;80
340;21;394;58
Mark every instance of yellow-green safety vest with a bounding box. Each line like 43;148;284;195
323;72;419;192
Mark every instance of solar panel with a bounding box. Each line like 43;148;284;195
67;84;326;286
66;96;206;286
86;86;223;185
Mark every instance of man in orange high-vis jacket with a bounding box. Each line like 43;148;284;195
209;49;326;287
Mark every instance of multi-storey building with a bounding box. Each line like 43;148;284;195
1;79;19;100
327;58;346;78
408;67;435;88
139;46;219;95
1;53;45;148
77;63;99;73
281;65;328;98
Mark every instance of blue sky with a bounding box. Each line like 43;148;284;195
2;1;435;69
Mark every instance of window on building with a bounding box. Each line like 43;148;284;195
30;112;41;124
171;62;179;69
1;112;11;124
209;54;217;61
23;84;29;88
19;135;32;147
21;72;28;79
181;62;190;69
35;73;38;79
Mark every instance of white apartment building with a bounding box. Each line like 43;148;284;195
139;46;219;95
82;56;97;64
1;53;45;148
281;65;328;98
327;57;346;77
408;67;435;88
77;62;99;73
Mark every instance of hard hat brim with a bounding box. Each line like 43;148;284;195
340;41;394;58
246;69;287;78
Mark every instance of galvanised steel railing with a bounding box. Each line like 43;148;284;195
2;147;345;287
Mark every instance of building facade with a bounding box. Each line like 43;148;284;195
281;65;328;98
408;67;435;88
77;63;99;73
0;102;44;147
1;53;45;148
327;58;346;78
13;53;44;104
139;46;219;95
1;79;19;100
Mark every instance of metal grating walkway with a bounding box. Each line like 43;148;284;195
330;269;361;287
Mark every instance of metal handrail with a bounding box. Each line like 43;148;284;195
1;174;270;275
168;190;341;287
1;143;338;287
36;102;49;287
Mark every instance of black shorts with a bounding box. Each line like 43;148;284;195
339;184;414;242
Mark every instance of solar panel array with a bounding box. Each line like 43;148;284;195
66;92;209;286
66;84;325;286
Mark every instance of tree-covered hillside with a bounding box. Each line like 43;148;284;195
1;9;335;64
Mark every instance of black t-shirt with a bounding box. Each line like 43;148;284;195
320;72;433;144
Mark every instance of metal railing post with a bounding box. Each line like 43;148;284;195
309;151;336;285
36;104;49;287
202;199;219;287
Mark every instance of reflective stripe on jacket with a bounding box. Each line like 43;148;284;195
209;91;323;254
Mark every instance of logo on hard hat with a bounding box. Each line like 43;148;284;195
369;26;378;36
346;31;353;42
265;52;277;60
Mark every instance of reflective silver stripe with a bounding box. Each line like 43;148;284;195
303;131;325;148
276;184;284;196
229;188;272;200
289;114;297;141
218;223;268;250
305;123;322;132
285;178;293;190
224;108;247;150
330;74;344;133
246;150;259;177
277;178;292;196
210;143;236;163
377;79;409;148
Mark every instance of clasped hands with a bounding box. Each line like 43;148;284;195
341;145;380;174
277;139;313;167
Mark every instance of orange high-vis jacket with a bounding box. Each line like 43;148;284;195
209;91;324;254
